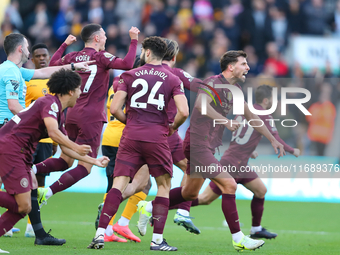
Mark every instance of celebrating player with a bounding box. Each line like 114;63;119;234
0;69;109;253
88;36;189;251
138;51;286;251
191;84;301;239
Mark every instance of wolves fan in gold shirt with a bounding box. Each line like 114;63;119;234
96;67;151;243
24;43;56;238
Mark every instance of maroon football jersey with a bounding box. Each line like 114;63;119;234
189;74;243;149
49;41;137;124
222;103;295;166
162;64;202;123
0;95;66;164
117;64;184;142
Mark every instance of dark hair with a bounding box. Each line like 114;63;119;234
81;23;102;43
220;50;247;72
141;36;167;60
162;38;179;61
3;33;26;56
255;85;273;104
133;55;141;68
47;69;81;96
31;43;49;55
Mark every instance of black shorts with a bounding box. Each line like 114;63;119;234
33;143;53;177
102;145;118;177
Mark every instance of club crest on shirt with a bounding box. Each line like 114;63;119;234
51;102;58;112
119;79;124;84
20;178;28;188
42;88;48;95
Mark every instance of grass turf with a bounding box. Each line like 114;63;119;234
1;192;339;254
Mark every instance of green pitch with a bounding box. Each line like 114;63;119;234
1;193;339;254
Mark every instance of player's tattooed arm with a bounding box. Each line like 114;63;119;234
244;102;285;158
111;90;127;124
195;93;240;132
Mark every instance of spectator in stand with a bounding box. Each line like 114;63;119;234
193;0;214;22
287;0;304;34
269;6;289;51
330;0;340;36
5;0;23;31
115;0;142;29
306;83;336;156
219;10;240;50
88;0;103;24
263;42;289;77
302;0;330;35
238;0;274;62
150;0;171;36
102;0;118;29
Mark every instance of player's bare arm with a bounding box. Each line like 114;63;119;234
44;117;92;156
169;94;189;136
7;99;24;115
32;60;96;79
110;90;127;124
59;145;110;168
244;102;285;158
195;93;240;132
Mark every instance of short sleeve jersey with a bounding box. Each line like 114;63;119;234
25;78;53;143
56;48;118;124
0;95;65;164
0;60;34;123
117;64;184;142
162;64;201;123
222;103;278;166
189;74;243;148
101;81;126;147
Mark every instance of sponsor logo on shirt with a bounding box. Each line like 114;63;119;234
9;92;18;96
10;80;19;90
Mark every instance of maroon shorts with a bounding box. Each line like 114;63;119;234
0;154;33;195
187;145;223;178
114;137;173;181
220;157;258;184
65;121;104;158
183;138;190;161
167;131;186;164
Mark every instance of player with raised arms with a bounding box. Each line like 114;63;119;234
190;84;301;239
138;51;286;251
87;36;189;251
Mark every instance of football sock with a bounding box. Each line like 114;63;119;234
50;165;88;195
0;191;19;213
232;231;244;243
105;224;113;236
251;226;262;233
35;158;69;174
27;216;31;225
28;189;47;238
221;194;240;234
121;191;147;223
152;233;163;244
98;188;122;229
0;211;25;237
152;197;169;235
209;181;222;196
251;196;264;227
191;198;199;207
169;187;186;208
177;209;189;216
145;201;153;213
117;216;129;226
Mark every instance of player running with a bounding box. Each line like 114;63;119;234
87;36;189;251
138;51;286;251
191;84;301;239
